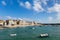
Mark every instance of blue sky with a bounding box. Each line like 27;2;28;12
0;0;60;23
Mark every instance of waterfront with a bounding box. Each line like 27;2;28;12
0;26;60;40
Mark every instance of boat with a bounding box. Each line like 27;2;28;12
38;33;48;38
10;34;17;36
32;27;35;30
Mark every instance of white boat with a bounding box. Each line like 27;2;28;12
37;33;48;38
40;33;48;36
10;34;16;36
32;27;35;30
40;33;48;37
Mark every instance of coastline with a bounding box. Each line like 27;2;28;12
0;19;40;29
0;25;38;29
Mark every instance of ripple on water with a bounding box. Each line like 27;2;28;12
0;26;60;40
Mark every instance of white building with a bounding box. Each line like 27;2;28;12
0;20;4;26
6;20;15;26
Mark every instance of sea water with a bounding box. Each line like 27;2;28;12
0;26;60;40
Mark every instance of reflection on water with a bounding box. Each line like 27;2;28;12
0;26;60;40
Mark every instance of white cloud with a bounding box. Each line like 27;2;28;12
48;3;60;12
25;1;31;9
19;0;47;12
1;1;6;6
0;16;2;19
48;3;60;20
20;1;31;9
43;0;47;5
12;17;17;20
48;17;53;21
19;2;24;7
54;0;58;3
36;19;42;23
6;16;11;19
18;18;23;20
57;14;60;20
33;0;44;12
0;16;2;18
41;0;49;5
22;18;33;21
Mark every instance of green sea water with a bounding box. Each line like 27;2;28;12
0;26;60;40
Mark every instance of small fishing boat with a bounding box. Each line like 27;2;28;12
10;34;16;36
38;33;48;38
32;27;35;30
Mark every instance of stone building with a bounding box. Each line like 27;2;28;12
6;20;15;26
0;20;4;26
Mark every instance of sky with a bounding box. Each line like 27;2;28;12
0;0;60;23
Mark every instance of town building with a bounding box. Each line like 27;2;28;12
0;20;4;26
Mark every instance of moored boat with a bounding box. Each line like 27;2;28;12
38;33;48;38
10;34;17;36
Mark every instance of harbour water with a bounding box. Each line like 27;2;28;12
0;26;60;40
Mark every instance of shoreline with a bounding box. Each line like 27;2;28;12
0;25;38;29
0;25;60;29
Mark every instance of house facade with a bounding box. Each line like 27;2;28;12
0;20;4;26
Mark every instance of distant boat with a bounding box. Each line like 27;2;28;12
32;27;35;30
38;33;48;38
10;34;16;36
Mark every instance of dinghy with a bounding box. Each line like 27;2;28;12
10;34;16;36
38;33;48;38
